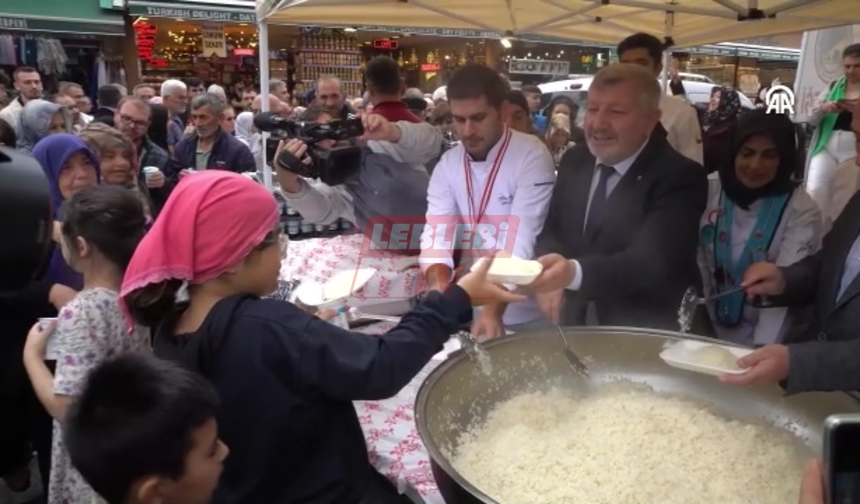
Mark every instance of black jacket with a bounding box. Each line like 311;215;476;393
173;129;256;176
778;191;860;393
536;130;709;330
153;289;470;504
137;137;179;213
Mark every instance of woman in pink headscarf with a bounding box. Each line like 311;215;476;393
120;170;520;504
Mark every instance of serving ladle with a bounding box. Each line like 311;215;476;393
678;286;745;332
555;323;589;377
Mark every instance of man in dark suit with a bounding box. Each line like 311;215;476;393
722;175;860;393
528;63;708;330
91;84;124;127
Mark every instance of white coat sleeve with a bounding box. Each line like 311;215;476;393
280;178;356;225
420;152;460;271
367;122;442;166
509;142;556;262
752;192;823;346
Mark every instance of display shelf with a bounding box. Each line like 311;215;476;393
298;29;363;97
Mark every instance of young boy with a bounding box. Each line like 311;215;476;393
63;353;228;504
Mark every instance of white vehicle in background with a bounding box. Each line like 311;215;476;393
537;76;754;125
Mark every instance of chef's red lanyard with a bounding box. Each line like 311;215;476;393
464;128;512;227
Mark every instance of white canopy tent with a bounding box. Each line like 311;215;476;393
253;0;859;189
257;0;859;48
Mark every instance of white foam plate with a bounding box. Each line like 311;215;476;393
660;340;754;377
470;256;544;285
295;268;377;309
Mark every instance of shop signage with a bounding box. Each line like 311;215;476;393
421;63;440;71
233;48;255;56
358;25;497;39
508;58;569;76
0;17;28;30
135;22;158;61
0;15;124;35
129;5;255;24
373;39;398;50
201;23;227;58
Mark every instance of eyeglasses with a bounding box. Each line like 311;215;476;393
118;114;149;129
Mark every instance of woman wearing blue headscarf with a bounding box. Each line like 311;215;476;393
32;133;100;290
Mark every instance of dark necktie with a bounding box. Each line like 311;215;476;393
585;163;616;236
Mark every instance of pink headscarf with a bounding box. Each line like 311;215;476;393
120;171;278;321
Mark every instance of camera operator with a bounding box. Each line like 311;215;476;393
274;106;440;239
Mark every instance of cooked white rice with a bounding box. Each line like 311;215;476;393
452;384;808;504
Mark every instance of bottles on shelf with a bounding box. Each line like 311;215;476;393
280;199;355;241
298;29;363;97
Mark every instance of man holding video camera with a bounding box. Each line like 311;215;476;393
274;105;441;247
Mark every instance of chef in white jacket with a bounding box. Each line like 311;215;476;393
617;33;704;165
697;110;822;346
421;63;556;336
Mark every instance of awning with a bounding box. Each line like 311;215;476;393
256;0;859;48
127;1;257;23
0;0;124;37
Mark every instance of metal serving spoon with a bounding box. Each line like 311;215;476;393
678;286;744;333
555;324;589;377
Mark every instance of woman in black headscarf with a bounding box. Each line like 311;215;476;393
697;109;823;348
701;86;743;173
147;103;171;153
541;95;585;144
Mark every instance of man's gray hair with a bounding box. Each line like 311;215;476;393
160;79;187;97
191;93;226;114
591;63;661;111
207;84;227;102
268;79;286;93
402;87;424;99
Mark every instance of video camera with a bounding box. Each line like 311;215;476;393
254;112;365;186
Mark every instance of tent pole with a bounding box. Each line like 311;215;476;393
258;20;273;190
661;11;673;94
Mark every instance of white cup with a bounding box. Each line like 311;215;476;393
39;317;59;360
143;166;160;182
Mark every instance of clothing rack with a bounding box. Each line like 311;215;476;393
0;35;68;75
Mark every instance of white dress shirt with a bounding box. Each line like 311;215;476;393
423;128;556;325
660;94;703;165
567;141;648;291
697;178;822;346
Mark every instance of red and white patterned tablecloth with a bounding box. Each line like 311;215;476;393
281;233;449;504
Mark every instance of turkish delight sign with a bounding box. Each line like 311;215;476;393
200;23;226;58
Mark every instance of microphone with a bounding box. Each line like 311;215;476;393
253;112;291;132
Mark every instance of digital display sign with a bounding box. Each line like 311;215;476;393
373;38;399;50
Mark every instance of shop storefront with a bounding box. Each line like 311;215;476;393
126;1;264;94
0;0;126;92
675;42;800;97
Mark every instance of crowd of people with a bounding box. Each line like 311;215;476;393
0;30;858;504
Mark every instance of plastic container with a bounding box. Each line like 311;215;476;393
39;317;59;360
470;256;544;285
659;340;754;377
294;268;377;310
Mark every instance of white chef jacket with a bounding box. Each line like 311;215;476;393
422;128;556;325
697;176;822;346
660;94;703;165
